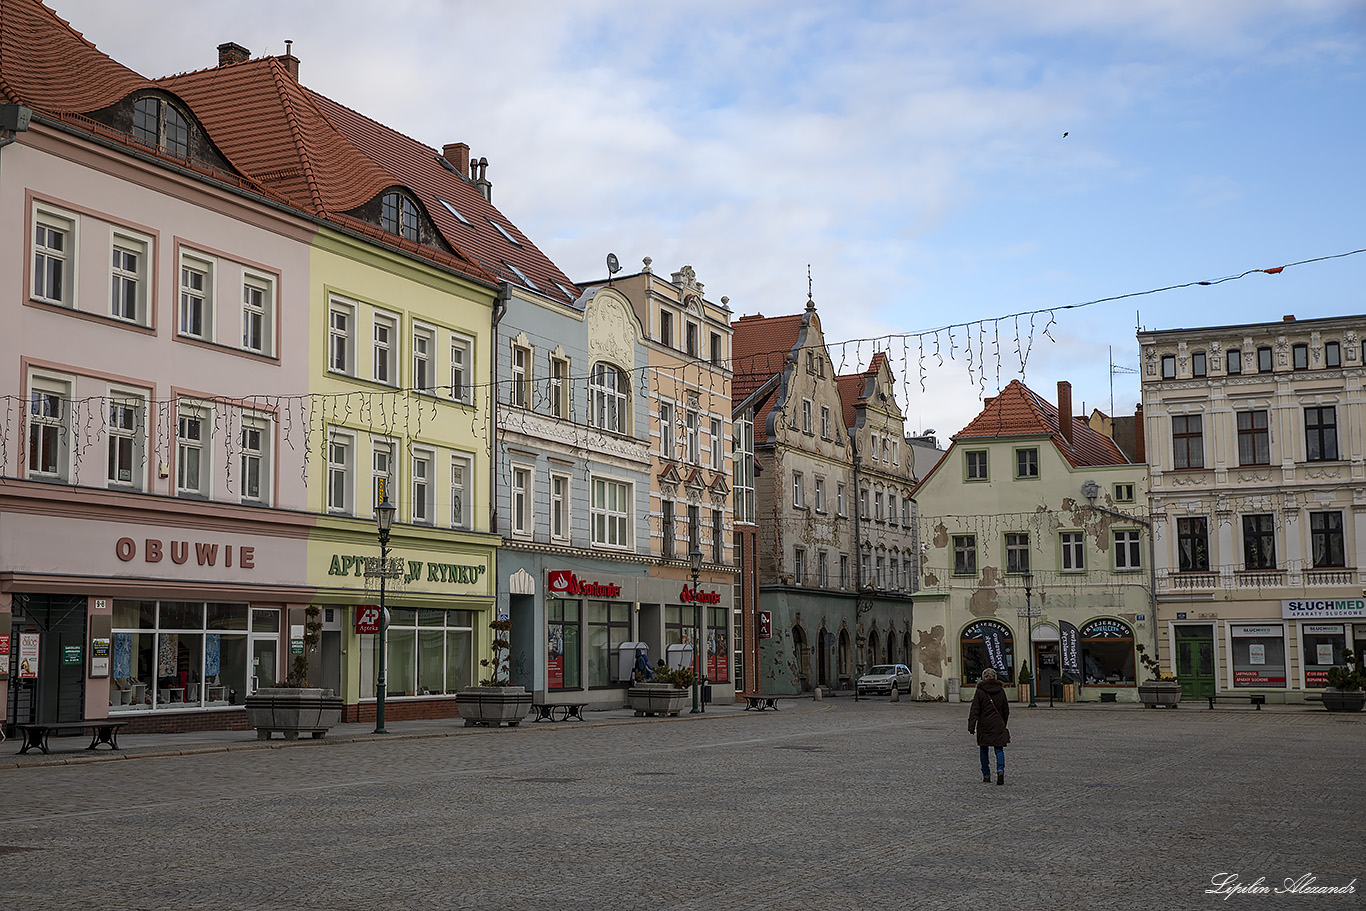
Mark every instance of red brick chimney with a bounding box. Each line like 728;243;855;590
278;40;299;81
1058;381;1073;447
1134;404;1145;463
217;42;250;67
1283;314;1296;322
443;143;470;177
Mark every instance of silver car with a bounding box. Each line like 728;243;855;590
857;664;912;695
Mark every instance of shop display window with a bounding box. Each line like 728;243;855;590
960;620;1014;685
586;601;631;687
1079;619;1136;685
548;599;581;689
1301;624;1347;688
707;605;729;681
359;608;475;698
111;599;255;711
1231;624;1286;687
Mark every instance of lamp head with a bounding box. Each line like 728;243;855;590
689;548;703;575
1022;570;1034;589
375;494;396;535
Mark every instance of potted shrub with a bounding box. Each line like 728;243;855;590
1016;661;1032;704
244;606;343;740
456;616;532;727
627;662;694;717
1322;650;1366;713
1135;643;1182;708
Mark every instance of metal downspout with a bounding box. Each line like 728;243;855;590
490;282;511;535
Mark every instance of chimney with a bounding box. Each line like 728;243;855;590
1058;381;1073;447
217;42;250;67
1283;314;1296;322
443;143;470;178
1134;403;1145;463
474;156;492;201
279;40;299;81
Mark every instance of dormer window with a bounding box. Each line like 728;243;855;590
132;96;190;157
381;192;420;242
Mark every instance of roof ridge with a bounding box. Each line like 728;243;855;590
267;58;329;215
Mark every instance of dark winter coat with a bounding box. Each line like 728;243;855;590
968;680;1011;748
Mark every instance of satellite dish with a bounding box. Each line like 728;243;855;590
606;253;621;275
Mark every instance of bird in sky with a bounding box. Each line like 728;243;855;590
1062;131;1069;138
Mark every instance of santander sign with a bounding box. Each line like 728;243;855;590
548;570;622;599
680;584;721;604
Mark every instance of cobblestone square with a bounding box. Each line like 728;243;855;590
1;700;1361;910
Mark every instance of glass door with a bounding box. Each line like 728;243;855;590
1035;642;1060;697
249;636;278;694
1175;625;1216;700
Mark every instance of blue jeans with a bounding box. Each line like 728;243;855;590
980;746;1005;776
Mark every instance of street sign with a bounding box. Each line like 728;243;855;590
355;605;382;635
758;611;772;639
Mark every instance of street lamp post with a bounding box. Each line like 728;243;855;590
1020;570;1037;708
374;493;396;734
689;548;704;715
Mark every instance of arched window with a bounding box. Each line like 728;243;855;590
792;625;810;690
132;96;191;157
837;627;851;682
381;192;421;242
867;629;880;671
589;362;627;433
961;619;1015;685
1080;619;1136;685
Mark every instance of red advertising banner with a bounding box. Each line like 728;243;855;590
355;605;381;635
1234;670;1285;687
1305;668;1330;688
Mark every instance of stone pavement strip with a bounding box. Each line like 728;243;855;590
0;699;1361;911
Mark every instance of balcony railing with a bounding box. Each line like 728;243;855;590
1235;570;1285;588
1304;569;1354;586
1170;572;1219;590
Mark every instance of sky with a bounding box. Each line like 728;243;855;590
45;0;1366;439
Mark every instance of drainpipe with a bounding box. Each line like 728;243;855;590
490;282;511;535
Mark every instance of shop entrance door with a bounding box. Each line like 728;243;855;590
1175;626;1216;701
6;595;87;728
249;636;278;694
1035;642;1060;698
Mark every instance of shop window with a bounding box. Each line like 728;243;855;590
548;599;582;689
359;608;474;698
1236;410;1270;466
1241;514;1276;570
1305;406;1338;461
960;620;1014;685
1177;517;1209;572
1079;619;1136;686
664;605;689;649
1172;414;1204;469
707;606;730;681
1231;623;1286;688
110;600;262;712
586;601;632;687
1302;624;1348;688
1310;511;1345;568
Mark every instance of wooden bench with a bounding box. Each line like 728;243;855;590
530;703;587;723
14;720;129;755
1207;694;1266;710
741;695;780;712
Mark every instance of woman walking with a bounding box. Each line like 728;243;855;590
968;667;1010;785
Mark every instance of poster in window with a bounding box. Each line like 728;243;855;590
1316;643;1334;665
1249;643;1266;665
0;633;9;674
548;623;564;689
18;632;39;679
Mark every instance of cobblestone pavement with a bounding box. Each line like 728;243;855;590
1;699;1361;911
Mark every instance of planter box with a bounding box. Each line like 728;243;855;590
244;687;343;740
1061;683;1076;703
456;686;533;727
1321;688;1366;713
628;684;688;717
1016;683;1032;704
1138;680;1182;709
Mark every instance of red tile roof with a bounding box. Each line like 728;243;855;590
953;379;1129;468
835;351;887;430
0;0;151;112
731;312;804;438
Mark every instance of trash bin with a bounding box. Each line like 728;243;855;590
1051;680;1063;701
702;683;713;704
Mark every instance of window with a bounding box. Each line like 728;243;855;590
1114;483;1135;503
1242;514;1276;570
327;434;352;513
662;500;676;559
734;415;755;524
870;434;879;460
107;398;142;486
814;477;826;513
965;450;988;480
176;404;208;497
412;452;433;524
686;322;698;358
660;402;675;459
902;498;911;525
590;362;627;433
241;276;271;353
659;310;673;347
372;440;395;510
874;491;884;522
132;96;189;156
450;455;470;529
1310;511;1345;568
585;601;632;688
1015;447;1039;479
373;313;397;384
686;411;699;463
179;257;212;339
1325;341;1341;368
1293;343;1309;370
710;418;723;470
1177;517;1209;572
1114;530;1142;571
802;399;812;434
961;621;1015;686
111;234;148;323
1231;623;1286;689
839;554;850;589
820;405;831;439
793;471;804;508
876;555;885;588
591;478;629;548
837;482;846;517
550;356;567;417
818;550;829;587
412;325;435;392
1257;347;1273;373
1060;531;1084;571
239;416;268;502
1172;415;1204;469
1005;532;1029;574
1305;407;1338;461
551;474;569;541
511;345;530;407
953;535;976;575
329;300;354;374
486;217;521;247
1226;349;1242;374
859;487;869;521
1236;410;1270;466
794;547;806;585
33;210;73;306
1161;355;1176;379
1191;351;1207;377
712;508;723;564
687;504;701;554
710;332;722;366
451;336;472;405
358;606;476;699
512;466;530;536
380;192;420;242
503;260;538;291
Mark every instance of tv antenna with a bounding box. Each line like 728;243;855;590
1109;345;1139;414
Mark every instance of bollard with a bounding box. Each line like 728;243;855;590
813;687;823;701
890;687;900;703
